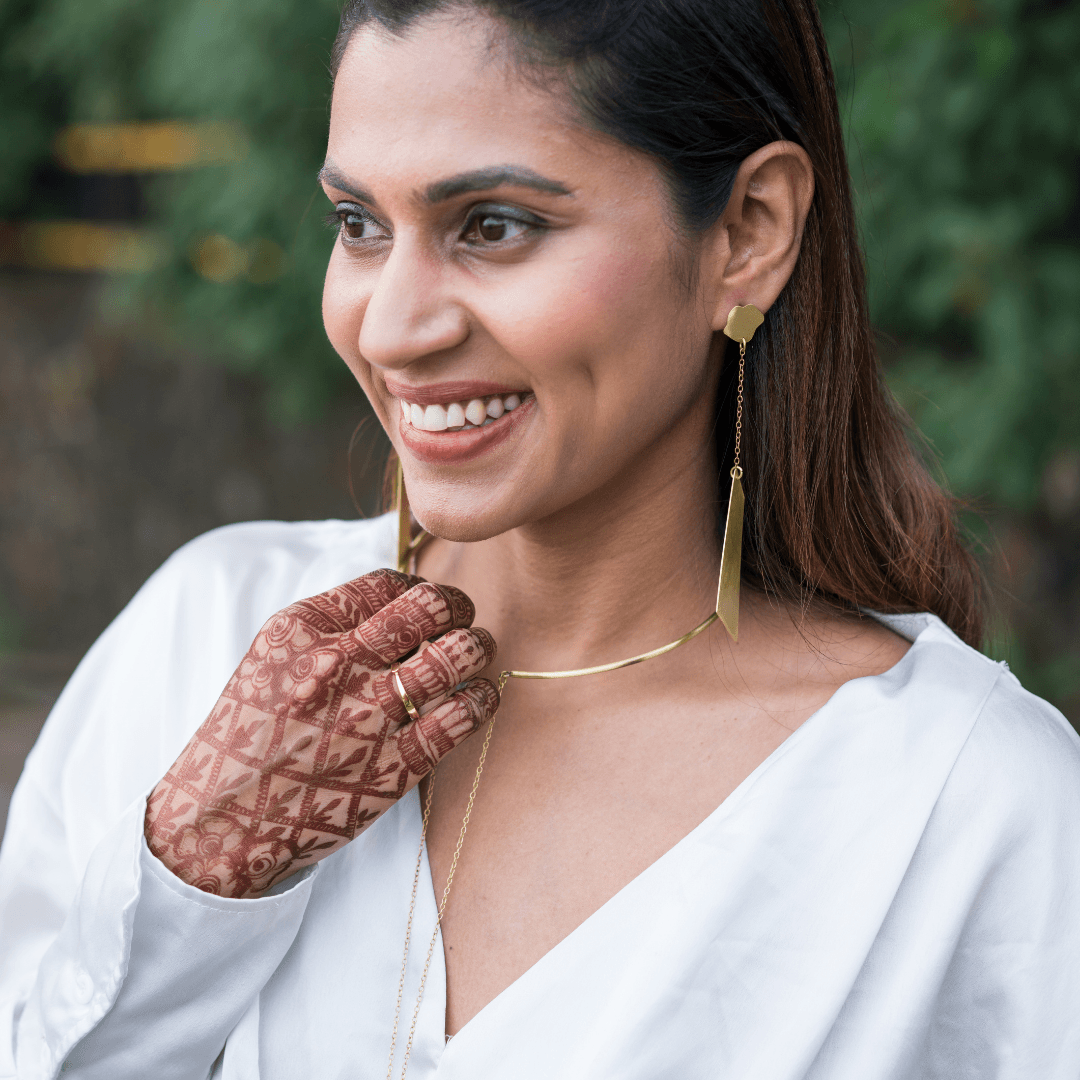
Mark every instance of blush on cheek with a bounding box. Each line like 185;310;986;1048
322;253;365;369
322;263;377;393
482;243;679;384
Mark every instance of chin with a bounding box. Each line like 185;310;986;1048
404;482;523;545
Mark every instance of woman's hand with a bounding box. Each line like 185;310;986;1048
144;569;497;898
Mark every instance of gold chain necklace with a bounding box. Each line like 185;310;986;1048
385;715;497;1079
385;305;761;1079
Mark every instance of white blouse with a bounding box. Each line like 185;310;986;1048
2;514;1079;1080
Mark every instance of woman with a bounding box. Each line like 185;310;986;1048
2;0;1078;1077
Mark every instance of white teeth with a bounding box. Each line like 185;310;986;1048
402;393;527;430
423;404;448;431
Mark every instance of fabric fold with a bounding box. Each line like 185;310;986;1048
16;797;316;1080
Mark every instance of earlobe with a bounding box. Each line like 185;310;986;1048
706;140;815;331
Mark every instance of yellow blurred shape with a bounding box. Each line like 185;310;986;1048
7;221;167;272
190;233;246;283
246;238;287;284
54;121;247;173
191;233;287;284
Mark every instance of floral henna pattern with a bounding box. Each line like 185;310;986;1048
145;570;498;898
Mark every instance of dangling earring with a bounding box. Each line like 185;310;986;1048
394;457;433;573
716;304;763;642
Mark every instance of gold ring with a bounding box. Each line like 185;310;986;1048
390;663;421;723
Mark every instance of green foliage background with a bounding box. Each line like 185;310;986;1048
1;0;1078;696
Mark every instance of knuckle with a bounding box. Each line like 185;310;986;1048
407;582;474;628
469;627;497;666
460;678;499;721
439;696;482;742
424;630;494;684
349;569;418;611
364;568;421;591
440;584;476;626
414;643;456;684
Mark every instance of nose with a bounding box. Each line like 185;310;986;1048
358;238;469;371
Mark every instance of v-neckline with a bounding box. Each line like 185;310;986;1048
419;624;924;1052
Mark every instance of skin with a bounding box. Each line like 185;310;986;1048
145;572;499;897
149;9;910;1036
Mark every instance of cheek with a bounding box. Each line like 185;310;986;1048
495;253;650;367
322;248;367;378
476;240;704;425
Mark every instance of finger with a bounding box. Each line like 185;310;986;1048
344;581;476;666
377;627;496;722
396;679;500;776
288;569;421;633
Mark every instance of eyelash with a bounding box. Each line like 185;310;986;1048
323;204;544;246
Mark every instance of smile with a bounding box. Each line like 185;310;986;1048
398;392;529;432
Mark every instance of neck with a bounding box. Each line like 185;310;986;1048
416;423;722;675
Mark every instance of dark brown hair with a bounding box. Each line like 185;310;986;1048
333;0;985;647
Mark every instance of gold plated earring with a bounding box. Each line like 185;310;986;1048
395;457;411;573
716;303;762;641
394;458;432;574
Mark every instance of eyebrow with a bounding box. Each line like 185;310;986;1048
425;166;572;202
317;163;572;205
318;164;375;204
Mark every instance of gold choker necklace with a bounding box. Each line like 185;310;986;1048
385;304;761;1079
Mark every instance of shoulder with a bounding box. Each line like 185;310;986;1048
156;514;397;597
952;663;1080;834
888;613;1080;839
98;514;399;674
90;511;400;703
17;515;399;856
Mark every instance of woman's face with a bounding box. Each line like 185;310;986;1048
322;13;722;541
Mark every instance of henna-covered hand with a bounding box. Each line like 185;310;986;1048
145;569;498;898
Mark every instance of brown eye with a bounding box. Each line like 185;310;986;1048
464;209;535;245
342;214;367;240
477;215;508;242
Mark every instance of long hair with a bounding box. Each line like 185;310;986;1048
332;0;985;647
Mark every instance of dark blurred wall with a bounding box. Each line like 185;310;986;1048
0;269;387;832
0;271;384;654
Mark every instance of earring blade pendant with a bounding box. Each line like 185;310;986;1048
395;458;412;574
716;468;744;641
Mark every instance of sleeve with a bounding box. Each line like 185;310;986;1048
13;796;316;1080
0;522;353;1080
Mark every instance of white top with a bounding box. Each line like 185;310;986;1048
2;515;1080;1080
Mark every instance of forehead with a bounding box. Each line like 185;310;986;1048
327;13;640;195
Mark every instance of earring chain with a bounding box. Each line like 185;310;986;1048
732;338;746;479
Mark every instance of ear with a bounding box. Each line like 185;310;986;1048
700;141;815;330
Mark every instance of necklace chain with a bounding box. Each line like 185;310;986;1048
386;712;497;1080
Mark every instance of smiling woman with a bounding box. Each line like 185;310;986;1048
2;2;1080;1079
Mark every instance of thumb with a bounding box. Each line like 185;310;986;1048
396;679;499;776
